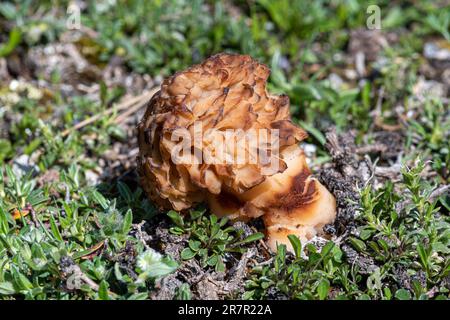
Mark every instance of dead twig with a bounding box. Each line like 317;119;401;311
61;88;157;137
133;221;151;250
356;144;387;155
60;256;118;298
430;184;450;203
114;88;158;124
254;257;274;267
374;164;402;180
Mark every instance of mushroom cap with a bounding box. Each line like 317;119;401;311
137;53;307;210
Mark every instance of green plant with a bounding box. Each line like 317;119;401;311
168;209;263;272
408;100;450;181
245;237;348;300
245;160;450;300
0;164;177;300
350;160;449;299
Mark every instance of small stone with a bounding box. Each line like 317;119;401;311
328;73;343;90
424;41;450;61
344;69;358;80
9;79;19;91
84;170;100;185
303;143;317;158
12;154;39;177
412;77;445;99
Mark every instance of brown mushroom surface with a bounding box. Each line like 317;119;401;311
137;53;336;252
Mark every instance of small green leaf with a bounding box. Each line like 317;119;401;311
317;278;330;300
49;214;63;242
167;210;184;228
0;2;17;19
321;241;336;260
359;228;373;240
209;214;218;225
215;256;225;272
0;139;13;162
287;234;302;258
298;120;326;145
188;240;201;252
169;226;184;235
121;210;133;235
377;239;389;252
0;281;16;295
383;287;392;300
127;293;149;300
235;232;265;246
181;248;196;260
0;205;11;234
349;237;366;252
242;290;254;300
117;182;133;202
114;263;123;282
395;289;411;300
207;254;218;266
91;190;109;209
189;209;204;220
417;244;428;269
72;240;105;260
218;217;228;227
98;281;109;300
175;283;192;300
24;138;42;155
0;27;21;57
12;269;33;291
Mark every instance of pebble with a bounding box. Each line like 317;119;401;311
12;154;39;177
328;73;344;90
85;169;100;186
412;77;446;99
303;143;317;158
424;41;450;61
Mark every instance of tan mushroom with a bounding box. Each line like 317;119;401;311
137;53;336;252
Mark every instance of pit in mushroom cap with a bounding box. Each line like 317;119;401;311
137;53;336;252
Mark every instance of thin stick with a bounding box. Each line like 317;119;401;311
61;88;157;137
430;185;450;202
114;88;158;124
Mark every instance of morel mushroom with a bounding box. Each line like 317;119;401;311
137;53;336;252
